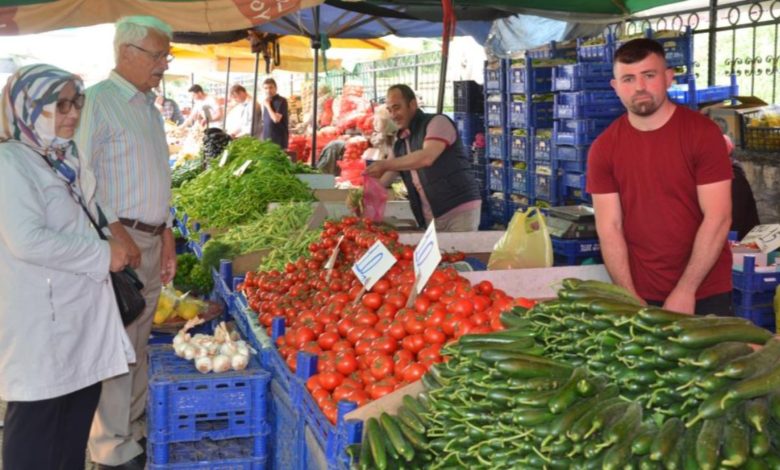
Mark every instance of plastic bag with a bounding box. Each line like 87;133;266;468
363;176;388;222
487;208;553;270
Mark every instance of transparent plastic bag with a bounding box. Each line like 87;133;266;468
363;176;388;223
487;207;553;270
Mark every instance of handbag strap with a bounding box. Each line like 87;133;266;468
36;151;108;241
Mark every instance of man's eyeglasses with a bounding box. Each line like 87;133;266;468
56;93;86;114
128;44;175;63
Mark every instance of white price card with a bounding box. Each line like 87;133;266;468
352;240;396;291
741;224;780;253
218;148;230;167
233;159;252;177
324;235;345;271
413;220;441;293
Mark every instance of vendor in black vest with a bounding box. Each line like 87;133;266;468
364;84;482;231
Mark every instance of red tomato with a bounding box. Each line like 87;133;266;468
447;298;474;317
423;285;444;302
337;318;355;337
335;352;358;375
413;297;431;314
369;354;394;380
306;375;321;392
401;334;426;354
318;372;345;391
424;309;446;329
361;293;383;310
515;297;536;309
422;327;446;344
368;378;396;399
441;314;460;336
476;280;494;295
404;316;426;335
387;321;407;340
401;362;427;382
354;338;372;356
331;340;353;353
372;336;398;355
371;279;390;294
346;326;368;345
471;311;490;327
418;345;442;365
384;293;406;310
317;332;339;350
355;311;379;327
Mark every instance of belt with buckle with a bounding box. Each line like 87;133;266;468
119;218;166;236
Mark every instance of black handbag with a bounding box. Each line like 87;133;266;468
85;206;147;326
38;152;146;325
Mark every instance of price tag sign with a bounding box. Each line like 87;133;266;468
413;220;441;293
352;240;396;291
233;159;252;177
218;148;230;167
741;224;780;253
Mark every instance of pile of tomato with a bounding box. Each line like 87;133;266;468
239;217;534;423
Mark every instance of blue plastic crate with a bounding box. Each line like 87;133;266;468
487;164;506;192
668;84;735;105
653;32;692;69
554;252;603;267
732;257;780;292
269;380;304;470
485;97;505;127
534;171;554;201
552;237;601;257
734;305;776;332
509;167;531;196
147;345;270;446
733;289;776;309
489;194;508;224
453;112;485;148
148;438;268;469
554;91;624;119
553;119;613;146
508;131;529;162
527;40;578;60
453;80;484;113
553;63;613;91
484;59;507;93
562;171;586;192
507;61;553;94
508;98;554;128
578;39;613;63
532;132;553;163
486;131;506;160
554;145;590;162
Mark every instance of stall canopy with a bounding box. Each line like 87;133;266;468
0;0;323;36
170;36;389;74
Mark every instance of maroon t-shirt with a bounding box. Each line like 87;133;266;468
586;106;733;302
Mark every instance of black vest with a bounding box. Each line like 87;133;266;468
394;110;481;228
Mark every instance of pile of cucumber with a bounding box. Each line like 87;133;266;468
349;279;780;469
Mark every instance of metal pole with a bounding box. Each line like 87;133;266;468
437;46;449;114
251;52;261;137
414;55;419;90
190;72;195;109
162;77;166;98
708;0;717;87
311;5;321;167
223;57;232;130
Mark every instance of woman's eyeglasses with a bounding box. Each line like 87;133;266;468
129;44;175;63
56;94;86;114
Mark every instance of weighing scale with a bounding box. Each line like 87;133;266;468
545;205;598;239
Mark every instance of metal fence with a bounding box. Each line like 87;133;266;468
624;0;780;103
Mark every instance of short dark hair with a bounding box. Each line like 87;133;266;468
613;38;666;65
230;84;247;95
263;78;277;87
387;84;416;104
188;84;204;93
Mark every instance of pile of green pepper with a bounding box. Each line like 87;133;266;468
350;279;780;469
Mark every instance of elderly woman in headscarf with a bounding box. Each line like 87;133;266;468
0;64;136;470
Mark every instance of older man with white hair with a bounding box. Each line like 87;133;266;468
75;15;176;470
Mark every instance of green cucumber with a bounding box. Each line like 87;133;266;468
695;417;724;470
670;323;772;348
751;428;771;457
397;421;427;452
380;413;414;462
685;341;753;369
650;417;684;462
744;397;769;433
548;367;587;414
716;338;780;379
599;401;642;448
366;417;387;470
721;417;750;467
721;362;780;409
631;423;659;456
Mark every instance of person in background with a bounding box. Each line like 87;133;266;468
0;64;134;470
261;78;289;149
75;15;177;470
586;38;733;315
225;84;262;138
723;134;761;240
181;84;222;129
363;84;482;232
154;95;183;125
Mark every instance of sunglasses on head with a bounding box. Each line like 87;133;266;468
56;94;86;114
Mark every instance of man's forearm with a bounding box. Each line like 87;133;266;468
598;226;640;298
673;215;731;295
384;149;435;172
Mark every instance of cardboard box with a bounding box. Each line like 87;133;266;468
702;96;767;147
231;249;270;275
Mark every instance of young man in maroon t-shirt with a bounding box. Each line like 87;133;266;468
586;38;733;315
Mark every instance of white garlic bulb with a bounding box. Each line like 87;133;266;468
195;356;213;374
220;342;238;357
212;354;231;373
231;353;249;371
183;344;197;361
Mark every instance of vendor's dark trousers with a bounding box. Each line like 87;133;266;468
647;291;733;316
2;381;101;470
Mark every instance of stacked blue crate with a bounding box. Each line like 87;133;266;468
484;58;510;224
732;256;779;332
505;49;561;213
146;345;271;469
